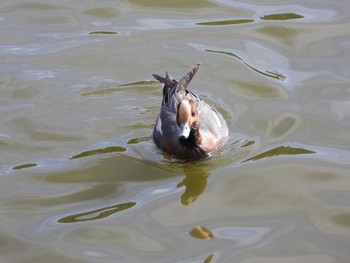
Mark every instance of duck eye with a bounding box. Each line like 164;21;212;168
191;112;195;117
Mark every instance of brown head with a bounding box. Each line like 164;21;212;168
177;100;201;148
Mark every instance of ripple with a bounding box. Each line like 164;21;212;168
214;0;342;22
243;145;315;163
127;136;151;145
12;163;37;170
260;13;304;21
196;19;254;26
188;43;287;81
70;146;126;159
81;81;158;97
205;49;286;80
89;31;118;35
58;202;136;223
0;39;100;56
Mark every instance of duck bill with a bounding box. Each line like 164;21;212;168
179;123;191;139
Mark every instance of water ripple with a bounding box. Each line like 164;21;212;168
0;39;100;55
188;43;287;81
58;202;136;223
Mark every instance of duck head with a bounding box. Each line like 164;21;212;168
177;99;201;149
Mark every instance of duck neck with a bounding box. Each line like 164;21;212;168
179;122;202;150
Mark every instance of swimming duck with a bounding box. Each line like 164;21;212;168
153;63;229;158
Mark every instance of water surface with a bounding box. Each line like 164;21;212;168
1;0;350;262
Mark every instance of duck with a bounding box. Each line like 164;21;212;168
152;63;229;158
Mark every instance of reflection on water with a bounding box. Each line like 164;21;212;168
189;226;214;240
58;202;136;223
204;253;215;263
177;166;209;205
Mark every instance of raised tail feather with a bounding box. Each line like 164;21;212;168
153;63;201;105
176;63;201;92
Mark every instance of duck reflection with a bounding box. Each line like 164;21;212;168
177;164;209;206
189;226;214;240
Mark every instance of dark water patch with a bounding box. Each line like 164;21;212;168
243;146;315;162
260;13;304;21
58;202;136;223
89;31;118;35
196;19;254;26
204;254;215;263
205;49;286;81
12;163;37;170
70;146;126;159
241;140;255;148
127;136;151;144
331;212;350;230
0;140;8;148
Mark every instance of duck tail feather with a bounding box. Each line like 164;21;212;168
177;63;201;92
153;73;177;87
152;74;166;84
